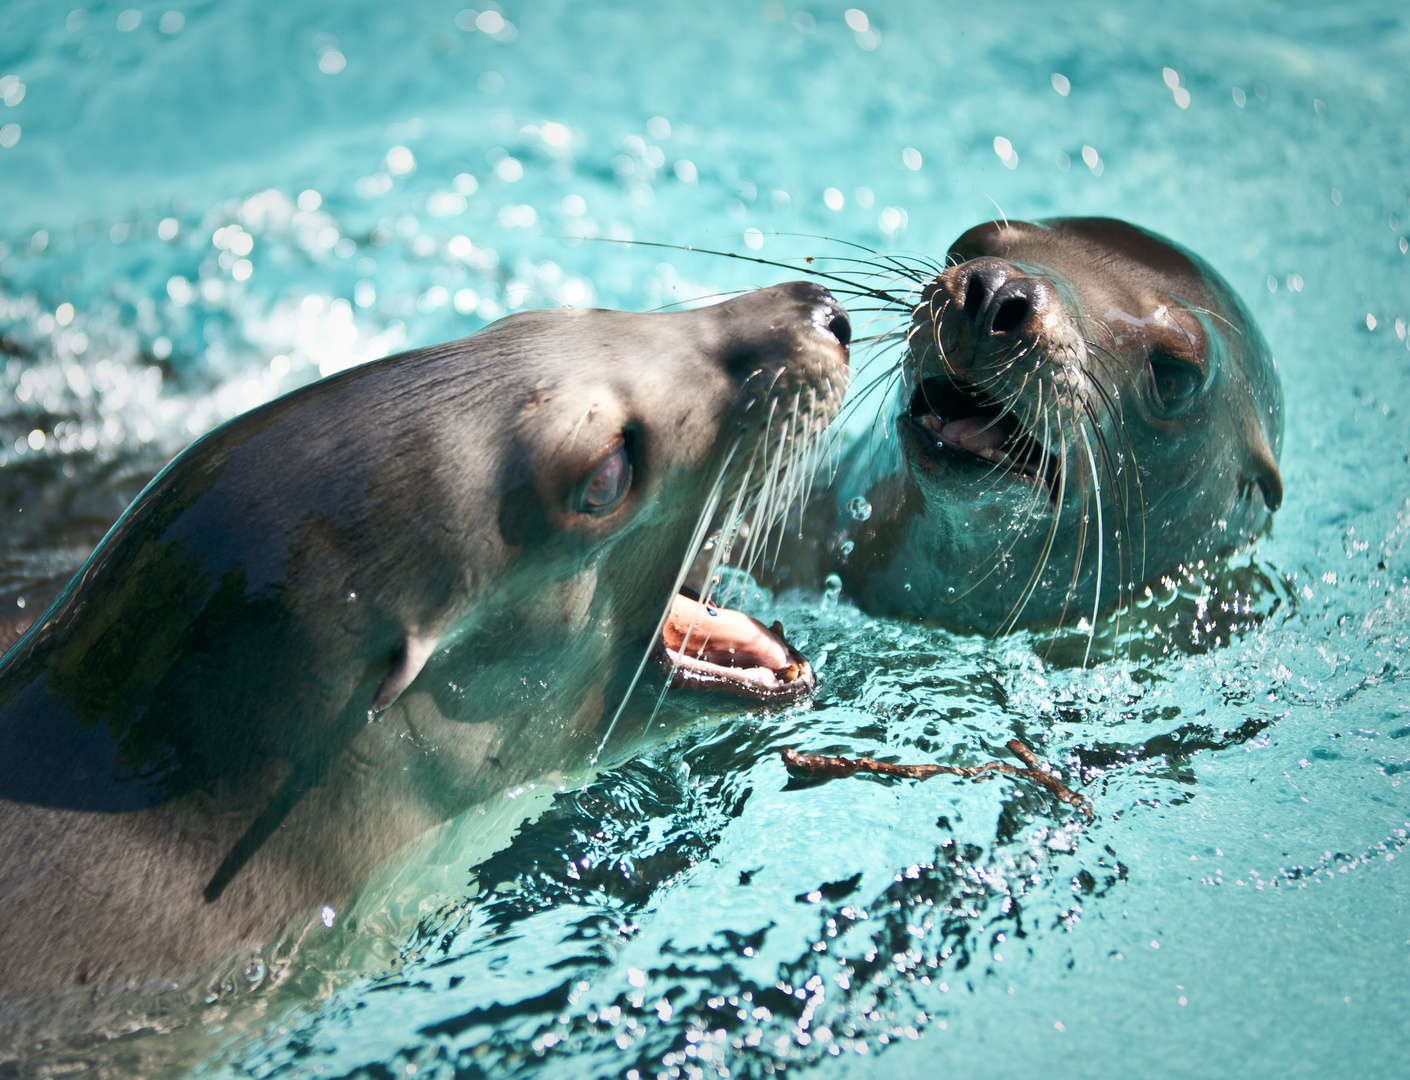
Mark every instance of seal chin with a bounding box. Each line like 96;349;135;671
655;591;814;703
904;374;1062;498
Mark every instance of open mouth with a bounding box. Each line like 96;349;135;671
655;591;814;703
907;375;1060;495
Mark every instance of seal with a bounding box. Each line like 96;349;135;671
801;217;1282;636
0;281;849;1002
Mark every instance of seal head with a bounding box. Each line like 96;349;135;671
839;217;1282;632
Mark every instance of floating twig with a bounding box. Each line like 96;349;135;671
781;738;1093;820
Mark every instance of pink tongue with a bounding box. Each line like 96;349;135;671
939;417;1008;455
662;593;791;670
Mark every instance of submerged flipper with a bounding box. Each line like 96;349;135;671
371;632;438;713
203;772;309;902
203;632;440;901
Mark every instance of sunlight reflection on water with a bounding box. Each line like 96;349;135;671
1;1;1409;1077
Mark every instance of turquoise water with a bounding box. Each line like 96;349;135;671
2;1;1409;1077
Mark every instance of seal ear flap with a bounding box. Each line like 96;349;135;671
372;632;439;712
1243;426;1283;512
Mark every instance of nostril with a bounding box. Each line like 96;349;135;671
963;274;989;320
991;296;1030;334
827;310;851;347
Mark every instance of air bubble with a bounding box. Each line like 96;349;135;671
847;496;872;521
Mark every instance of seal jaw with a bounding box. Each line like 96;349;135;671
654;591;814;704
905;374;1062;498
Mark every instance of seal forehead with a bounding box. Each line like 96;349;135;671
1047;218;1208;292
952;217;1220;316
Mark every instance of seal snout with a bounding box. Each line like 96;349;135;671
750;281;846;349
717;282;850;407
958;257;1009;323
944;257;1051;340
900;258;1079;497
812;292;852;348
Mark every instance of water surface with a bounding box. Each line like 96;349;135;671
2;2;1408;1077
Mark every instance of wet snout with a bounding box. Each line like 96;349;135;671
761;280;852;349
903;255;1083;498
713;281;851;394
930;257;1059;344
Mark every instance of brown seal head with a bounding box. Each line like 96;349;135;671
835;217;1282;633
0;281;848;1006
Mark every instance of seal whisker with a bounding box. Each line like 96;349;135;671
1051;390;1098;635
996;393;1069;635
739;399;784;578
1056;391;1119;646
594;440;742;763
782;396;822;556
1082;340;1149;584
763;395;805;569
1186;302;1240;335
641;290;753;314
752;397;798;577
1077;423;1104;665
799;388;827;524
1075;340;1147;625
946;382;1056;607
754;232;946;285
1077;390;1133;622
584;236;923;308
819;381;851;492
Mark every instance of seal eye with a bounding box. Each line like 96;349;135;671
1148;352;1203;411
575;444;632;515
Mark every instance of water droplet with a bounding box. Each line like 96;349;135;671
846;496;872;521
243;958;266;984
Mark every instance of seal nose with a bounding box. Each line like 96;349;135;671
714;281;850;385
815;293;851;347
953;258;1044;338
770;280;851;347
957;257;1009;324
984;279;1041;337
